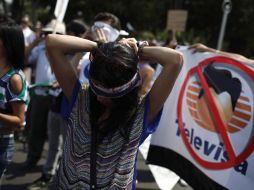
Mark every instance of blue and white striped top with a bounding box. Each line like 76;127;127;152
0;68;28;114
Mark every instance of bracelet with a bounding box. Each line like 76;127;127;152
137;41;149;57
215;49;220;54
95;41;104;48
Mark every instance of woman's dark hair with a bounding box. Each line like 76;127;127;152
94;12;121;30
89;42;139;141
0;20;25;69
199;64;242;110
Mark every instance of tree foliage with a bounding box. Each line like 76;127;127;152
3;0;254;57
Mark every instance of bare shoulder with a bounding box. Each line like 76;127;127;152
10;74;23;94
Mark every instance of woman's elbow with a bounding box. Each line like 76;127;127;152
16;117;25;130
174;52;184;72
17;122;25;131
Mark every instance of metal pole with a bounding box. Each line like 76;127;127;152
217;0;232;50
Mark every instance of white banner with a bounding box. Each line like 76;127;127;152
54;0;69;22
139;136;180;190
150;46;254;190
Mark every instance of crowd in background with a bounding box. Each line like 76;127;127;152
1;9;253;190
0;12;162;190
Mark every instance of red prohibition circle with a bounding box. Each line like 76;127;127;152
177;56;254;169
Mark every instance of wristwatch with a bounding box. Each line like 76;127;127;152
137;41;149;57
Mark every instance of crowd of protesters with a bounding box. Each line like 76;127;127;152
0;10;251;190
0;12;171;190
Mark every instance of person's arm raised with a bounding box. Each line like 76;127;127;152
46;34;97;101
142;46;183;124
189;43;254;64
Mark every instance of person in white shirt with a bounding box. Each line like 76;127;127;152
20;15;36;47
28;19;89;189
20;15;36;86
78;12;128;83
23;20;66;172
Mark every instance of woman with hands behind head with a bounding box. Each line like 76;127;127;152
46;35;183;190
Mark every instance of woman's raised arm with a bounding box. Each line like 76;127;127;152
142;46;183;124
46;34;97;101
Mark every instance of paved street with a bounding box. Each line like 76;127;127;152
2;141;193;190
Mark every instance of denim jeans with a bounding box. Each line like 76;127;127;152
0;136;15;188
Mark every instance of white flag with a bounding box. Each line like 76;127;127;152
54;0;69;22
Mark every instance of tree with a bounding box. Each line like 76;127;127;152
11;0;25;21
5;0;254;57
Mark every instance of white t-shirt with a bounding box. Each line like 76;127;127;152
23;27;36;46
28;42;55;84
78;53;90;84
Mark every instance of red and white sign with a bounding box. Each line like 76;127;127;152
150;46;254;190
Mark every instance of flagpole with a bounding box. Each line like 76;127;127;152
53;0;69;34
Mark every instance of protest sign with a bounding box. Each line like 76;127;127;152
147;46;254;190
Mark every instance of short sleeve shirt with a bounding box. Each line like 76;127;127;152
0;68;28;114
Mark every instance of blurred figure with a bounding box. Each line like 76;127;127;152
18;15;36;145
138;59;155;96
28;82;66;190
20;15;36;48
66;19;89;74
79;12;125;84
21;15;36;85
66;19;89;37
0;20;28;188
90;12;122;42
137;41;158;96
23;19;65;171
28;19;88;189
